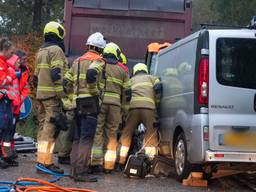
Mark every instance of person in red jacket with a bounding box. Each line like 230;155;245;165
8;50;30;115
0;37;16;169
7;50;30;163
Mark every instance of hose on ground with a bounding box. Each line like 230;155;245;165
15;178;96;192
0;164;96;192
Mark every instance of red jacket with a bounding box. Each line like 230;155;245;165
19;66;30;103
0;55;15;100
6;60;20;116
7;55;30;116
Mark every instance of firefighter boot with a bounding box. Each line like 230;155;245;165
58;156;70;165
73;172;98;182
71;166;98;182
89;165;104;174
0;158;8;169
37;163;64;174
4;158;18;167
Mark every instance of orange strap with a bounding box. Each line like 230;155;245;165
80;51;102;61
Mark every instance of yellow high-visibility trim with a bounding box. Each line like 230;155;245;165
99;83;105;89
123;81;130;89
37;64;50;69
51;60;64;68
92;149;104;155
104;92;120;99
104;150;117;162
73;94;94;100
64;71;73;81
131;82;153;89
154;78;160;85
74;74;86;80
132;96;155;105
107;77;122;86
37;85;63;92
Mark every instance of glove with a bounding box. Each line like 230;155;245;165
51;68;61;82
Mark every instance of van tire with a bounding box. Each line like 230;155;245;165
174;132;191;181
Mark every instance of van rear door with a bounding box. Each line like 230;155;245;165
209;30;256;152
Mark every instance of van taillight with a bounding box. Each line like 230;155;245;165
198;57;209;105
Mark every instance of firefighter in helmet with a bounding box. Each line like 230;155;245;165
34;21;67;173
65;32;107;182
118;63;162;165
90;42;131;173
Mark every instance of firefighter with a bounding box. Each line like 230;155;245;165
90;42;131;173
118;63;162;165
34;21;67;173
0;37;16;169
65;32;106;182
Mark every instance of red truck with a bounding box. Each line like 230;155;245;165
64;0;192;66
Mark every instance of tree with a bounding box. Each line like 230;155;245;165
0;0;64;35
192;0;256;30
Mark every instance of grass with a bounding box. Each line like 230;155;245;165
16;110;38;140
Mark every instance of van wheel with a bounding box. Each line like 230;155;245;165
174;132;191;181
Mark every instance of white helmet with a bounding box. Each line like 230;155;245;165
86;32;106;49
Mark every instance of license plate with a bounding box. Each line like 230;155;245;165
223;133;256;147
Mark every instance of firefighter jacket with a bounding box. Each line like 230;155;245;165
130;73;161;110
34;44;67;100
99;62;130;107
0;55;17;100
64;50;105;106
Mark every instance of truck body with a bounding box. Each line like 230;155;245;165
64;0;192;66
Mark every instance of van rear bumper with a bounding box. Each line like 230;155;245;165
205;150;256;162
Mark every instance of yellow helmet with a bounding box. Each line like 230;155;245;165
120;53;127;65
133;63;148;75
44;21;65;40
103;42;121;59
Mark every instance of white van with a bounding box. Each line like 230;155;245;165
148;29;256;180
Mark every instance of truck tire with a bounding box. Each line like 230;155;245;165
174;132;191;181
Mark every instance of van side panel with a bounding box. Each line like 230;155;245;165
156;38;198;160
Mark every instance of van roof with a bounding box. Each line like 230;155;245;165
158;28;256;55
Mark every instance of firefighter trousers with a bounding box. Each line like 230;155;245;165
37;98;61;165
119;108;158;165
70;114;97;175
91;104;121;170
0;98;14;159
54;110;74;158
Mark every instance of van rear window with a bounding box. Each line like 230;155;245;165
216;38;256;89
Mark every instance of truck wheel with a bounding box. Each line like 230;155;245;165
174;132;191;181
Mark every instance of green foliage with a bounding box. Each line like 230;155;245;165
193;0;256;30
16;111;38;139
0;0;64;35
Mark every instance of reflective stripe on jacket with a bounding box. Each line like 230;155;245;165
100;63;130;107
35;45;67;100
130;74;160;110
65;51;105;107
7;63;20;115
0;56;15;100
